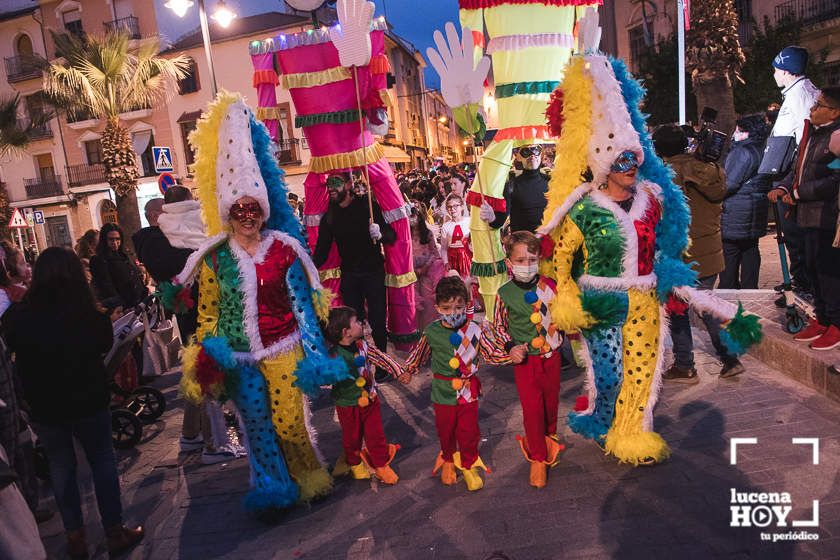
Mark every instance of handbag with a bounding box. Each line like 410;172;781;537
758;135;797;178
142;299;181;376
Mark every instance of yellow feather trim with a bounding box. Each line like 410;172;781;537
603;428;671;467
179;343;204;403
311;288;335;322
281;66;351;89
318;267;341;281
309;143;385;174
542;57;593;232
188;90;240;237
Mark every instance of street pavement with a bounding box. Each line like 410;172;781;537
36;325;840;560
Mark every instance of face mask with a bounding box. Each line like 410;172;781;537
732;130;749;142
440;309;467;328
511;263;539;283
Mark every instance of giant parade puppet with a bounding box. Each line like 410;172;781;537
536;9;762;466
427;0;603;314
248;0;417;345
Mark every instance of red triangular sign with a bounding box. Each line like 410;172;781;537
8;208;27;229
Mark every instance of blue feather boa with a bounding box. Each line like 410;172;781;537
610;58;696;301
249;114;306;245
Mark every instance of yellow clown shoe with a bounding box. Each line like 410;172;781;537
453;452;490;492
431;453;457;486
349;462;371;480
517;435;566;467
332;455;351;478
529;462;547;489
361;444;400;485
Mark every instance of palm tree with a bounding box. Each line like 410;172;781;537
685;0;745;135
0;93;54;239
44;31;188;238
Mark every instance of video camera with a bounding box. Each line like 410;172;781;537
691;107;728;163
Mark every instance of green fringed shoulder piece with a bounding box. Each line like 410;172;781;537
295;108;362;128
471;259;508;278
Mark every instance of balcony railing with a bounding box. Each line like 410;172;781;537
104;15;140;40
276;139;300;164
67;163;107;188
17;118;53;140
24;175;63;199
4;54;43;83
775;0;840;26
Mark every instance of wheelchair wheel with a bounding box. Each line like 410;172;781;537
127;387;166;423
112;409;142;449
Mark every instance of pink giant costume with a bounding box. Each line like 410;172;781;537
250;22;418;346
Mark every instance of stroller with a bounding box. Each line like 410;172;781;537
104;296;167;449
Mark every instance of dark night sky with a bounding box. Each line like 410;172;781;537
154;0;459;88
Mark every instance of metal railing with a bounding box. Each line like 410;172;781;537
104;15;140;39
4;54;43;82
276;138;300;164
17;118;52;140
775;0;840;26
66;163;107;187
24;175;63;199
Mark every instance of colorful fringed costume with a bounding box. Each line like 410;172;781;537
455;0;601;314
249;19;418;346
166;93;351;512
537;10;762;466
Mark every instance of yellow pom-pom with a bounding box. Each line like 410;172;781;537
355;377;366;388
530;312;542;325
448;357;460;369
542;344;551;354
451;378;463;391
531;336;545;349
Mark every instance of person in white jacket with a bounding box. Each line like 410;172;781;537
158;186;207;250
769;45;820;300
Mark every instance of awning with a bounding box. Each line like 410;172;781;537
380;144;411;163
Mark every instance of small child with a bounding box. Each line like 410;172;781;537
404;276;491;491
482;231;564;488
325;306;408;484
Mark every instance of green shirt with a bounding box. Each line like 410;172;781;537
422;320;482;406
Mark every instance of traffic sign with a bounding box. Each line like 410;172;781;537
23;207;34;227
157;172;176;195
8;208;27;229
152;146;174;172
33;210;44;225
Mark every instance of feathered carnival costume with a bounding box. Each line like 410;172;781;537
248;1;418;346
161;92;351;512
538;9;762;466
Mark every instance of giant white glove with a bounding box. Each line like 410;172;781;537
329;0;375;68
426;22;490;108
576;6;602;52
369;222;382;242
479;201;496;223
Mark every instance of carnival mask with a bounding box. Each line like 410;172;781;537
610;150;640;173
229;202;263;222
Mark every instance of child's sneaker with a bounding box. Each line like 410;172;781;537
179;434;204;453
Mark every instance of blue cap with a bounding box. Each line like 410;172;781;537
773;46;808;76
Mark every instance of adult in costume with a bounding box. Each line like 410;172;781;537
249;0;417;345
427;0;600;314
161;92;350;513
538;9;761;466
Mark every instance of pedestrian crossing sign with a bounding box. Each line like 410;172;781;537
152;146;174;172
8;208;27;229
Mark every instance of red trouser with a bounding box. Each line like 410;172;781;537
336;398;390;468
514;352;561;462
433;400;480;468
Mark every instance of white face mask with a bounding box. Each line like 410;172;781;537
732;130;749;142
511;263;539;283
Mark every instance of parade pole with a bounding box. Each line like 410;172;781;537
352;65;375;224
677;0;687;125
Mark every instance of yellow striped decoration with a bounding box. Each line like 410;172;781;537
318;267;341;281
256;106;283;120
309;143;385;174
281;66;351;90
187;90;240;236
384;271;417;288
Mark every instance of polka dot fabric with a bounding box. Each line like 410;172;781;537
568;198;624;277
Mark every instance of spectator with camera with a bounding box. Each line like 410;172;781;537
719;115;772;289
768;87;840;351
653;125;744;382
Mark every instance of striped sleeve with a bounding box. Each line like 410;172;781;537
480;295;513;365
403;335;431;373
367;344;405;379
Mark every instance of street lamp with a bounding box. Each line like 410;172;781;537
164;0;238;97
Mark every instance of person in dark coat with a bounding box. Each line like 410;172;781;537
719;115;772;289
132;198;193;285
90;223;147;310
3;248;144;558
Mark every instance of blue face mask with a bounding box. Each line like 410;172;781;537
610;150;640;173
441;309;467;328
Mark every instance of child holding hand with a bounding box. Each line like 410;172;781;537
482;231;565;488
404;276;491;491
325;306;409;485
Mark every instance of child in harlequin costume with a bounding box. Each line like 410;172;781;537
537;9;762;466
248;0;418;347
160;91;351;514
426;1;600;315
324;306;409;484
481;231;564;488
403;276;491;491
